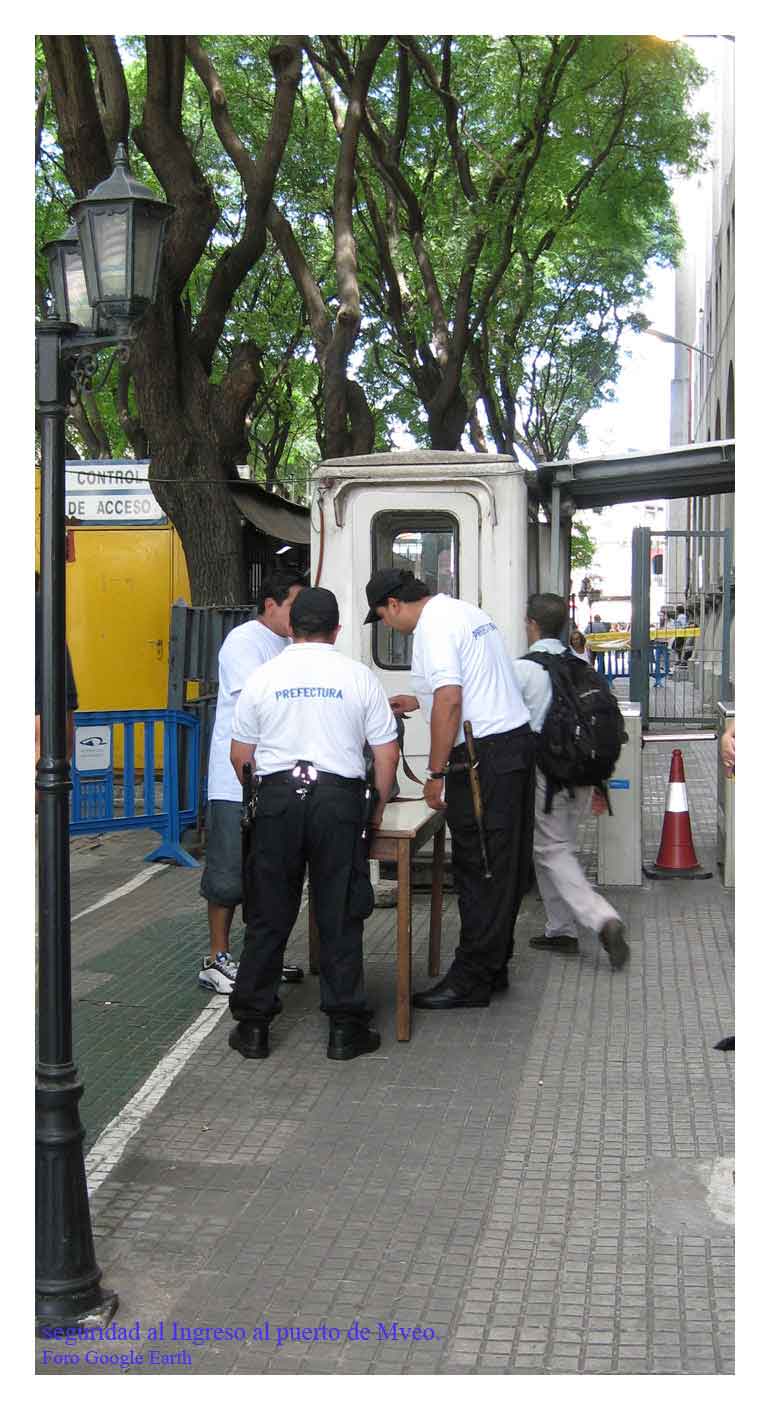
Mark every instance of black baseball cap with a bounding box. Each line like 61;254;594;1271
290;586;340;634
363;569;416;624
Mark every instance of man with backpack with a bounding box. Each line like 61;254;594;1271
514;593;629;971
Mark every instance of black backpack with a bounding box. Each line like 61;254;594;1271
526;650;627;813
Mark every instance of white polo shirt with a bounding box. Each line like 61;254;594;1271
231;642;397;779
410;595;529;745
207;619;289;802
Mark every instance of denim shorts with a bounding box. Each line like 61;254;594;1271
199;800;243;906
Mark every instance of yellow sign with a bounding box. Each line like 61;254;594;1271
585;627;701;649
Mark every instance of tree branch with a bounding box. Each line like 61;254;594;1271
185;35;304;370
86;36;130;153
401;36;478;202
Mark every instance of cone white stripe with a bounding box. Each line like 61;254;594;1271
665;781;689;813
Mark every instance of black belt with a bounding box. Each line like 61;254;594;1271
259;769;362;791
449;722;532;763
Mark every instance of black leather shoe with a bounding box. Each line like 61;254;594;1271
491;967;509;993
412;976;490;1009
327;1021;381;1061
599;919;629;971
281;964;304;984
529;933;579;955
228;1021;269;1059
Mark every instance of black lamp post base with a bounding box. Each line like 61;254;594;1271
36;1289;119;1338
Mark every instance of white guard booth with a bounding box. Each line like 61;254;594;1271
310;451;529;790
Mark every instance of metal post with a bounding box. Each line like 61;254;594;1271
629;526;651;727
720;528;733;702
35;320;117;1332
549;481;560;592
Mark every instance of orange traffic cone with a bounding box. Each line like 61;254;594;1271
643;749;712;880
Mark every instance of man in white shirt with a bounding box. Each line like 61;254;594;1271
674;605;688;665
198;572;304;994
513;592;628;970
229;588;399;1061
364;568;536;1009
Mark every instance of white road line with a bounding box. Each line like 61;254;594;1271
71;863;168;923
85;996;230;1195
83;895;309;1194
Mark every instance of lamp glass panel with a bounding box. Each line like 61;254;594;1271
132;212;161;301
92;209;129;297
63;248;92;328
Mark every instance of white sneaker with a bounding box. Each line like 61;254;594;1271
198;951;238;994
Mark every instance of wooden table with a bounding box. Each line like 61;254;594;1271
308;800;446;1041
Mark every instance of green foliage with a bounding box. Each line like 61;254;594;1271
571;518;598;570
36;34;709;472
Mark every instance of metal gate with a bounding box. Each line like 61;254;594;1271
630;525;733;728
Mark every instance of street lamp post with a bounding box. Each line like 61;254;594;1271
645;327;714;446
35;146;171;1332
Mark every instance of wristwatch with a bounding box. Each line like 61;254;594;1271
427;768;448;780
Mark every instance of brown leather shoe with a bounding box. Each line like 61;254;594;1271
599;919;629;971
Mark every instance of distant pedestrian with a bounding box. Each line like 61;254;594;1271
514;593;629;971
674;604;688;664
569;627;592;664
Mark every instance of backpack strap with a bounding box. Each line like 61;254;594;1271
524;651;576;813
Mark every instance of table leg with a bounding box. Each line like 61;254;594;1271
396;838;412;1041
308;892;320;975
428;821;444;976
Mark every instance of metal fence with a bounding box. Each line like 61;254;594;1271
70;708;200;866
630;526;733;728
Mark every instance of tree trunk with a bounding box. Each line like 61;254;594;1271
427;387;468;450
150;443;247;606
131;295;251;606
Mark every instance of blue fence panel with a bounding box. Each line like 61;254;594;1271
70;709;200;867
594;643;670;689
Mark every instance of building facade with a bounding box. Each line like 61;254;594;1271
666;35;735;703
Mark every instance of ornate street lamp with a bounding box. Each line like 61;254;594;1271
36;146;171;1334
41;224;94;333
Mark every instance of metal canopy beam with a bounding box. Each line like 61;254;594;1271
535;439;734;510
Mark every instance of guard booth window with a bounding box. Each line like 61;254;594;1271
371;511;458;669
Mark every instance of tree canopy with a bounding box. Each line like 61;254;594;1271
36;34;708;603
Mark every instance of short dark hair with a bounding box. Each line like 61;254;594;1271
676;604;685;614
527;592;568;638
289;587;339;638
257;571;305;615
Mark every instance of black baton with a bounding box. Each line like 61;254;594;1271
240;761;255;924
464;720;492;879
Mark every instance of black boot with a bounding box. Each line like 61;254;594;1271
228;1021;270;1059
327;1019;381;1061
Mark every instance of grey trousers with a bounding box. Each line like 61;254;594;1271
532;771;619;940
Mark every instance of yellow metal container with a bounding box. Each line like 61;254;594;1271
35;467;192;766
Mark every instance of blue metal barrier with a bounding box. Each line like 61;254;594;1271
594;644;670;688
70;709;200;867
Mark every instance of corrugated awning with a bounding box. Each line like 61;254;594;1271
229;482;310;544
534;439;735;510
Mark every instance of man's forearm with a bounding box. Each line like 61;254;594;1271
230;739;256;785
371;740;400;822
429;688;462;772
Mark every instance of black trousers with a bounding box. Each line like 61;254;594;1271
444;724;536;994
230;778;370;1025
